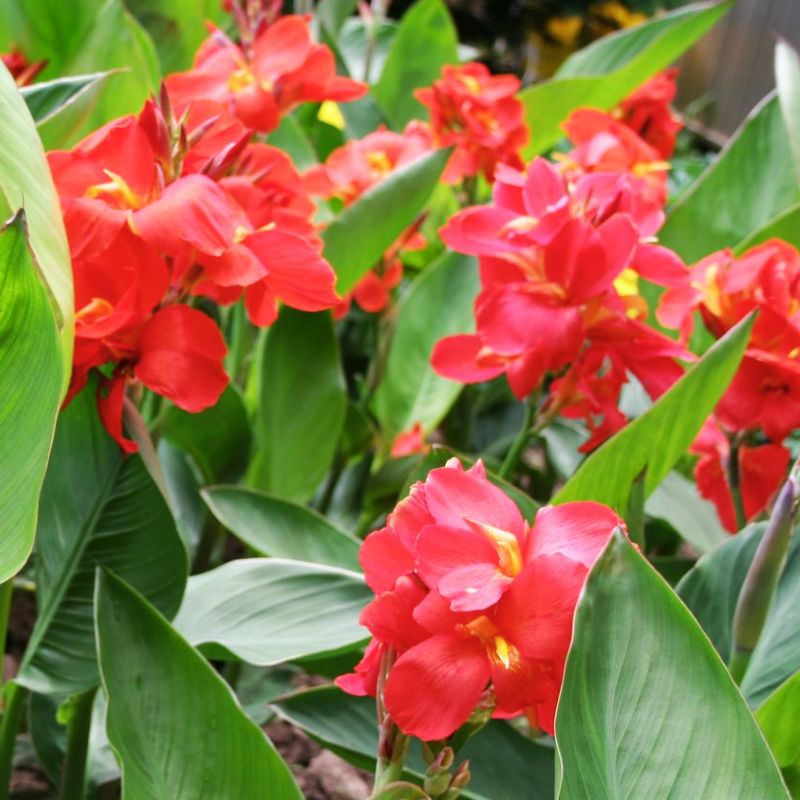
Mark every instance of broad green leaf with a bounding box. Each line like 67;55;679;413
126;0;226;73
521;1;730;157
273;686;556;800
734;203;800;253
554;316;752;512
267;113;319;170
0;213;62;583
336;17;397;83
38;0;160;149
22;71;113;124
555;530;788;799
372;251;480;440
161;386;252;484
171;559;370;665
95;570;302;799
776;39;800;184
248;309;346;502
202;486;361;570
316;0;358;37
661;95;800;261
757;671;800;796
17;386;187;695
645;470;728;553
372;0;458;128
678;523;800;707
0;63;73;362
323;148;450;294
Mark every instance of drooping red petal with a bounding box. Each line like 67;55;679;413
359;576;429;651
244;229;339;311
383;634;490;740
97;376;138;453
134;306;228;412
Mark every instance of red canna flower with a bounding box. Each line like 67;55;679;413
415;62;528;184
68;228;228;451
692;420;790;533
165;16;366;133
49;98;340;328
614;68;683;159
390;422;429;458
337;458;623;739
1;46;46;86
560;108;670;205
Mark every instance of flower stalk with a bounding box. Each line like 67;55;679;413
729;472;799;683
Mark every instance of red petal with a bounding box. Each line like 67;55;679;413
97;376;138;453
359;576;428;651
431;334;506;384
384;634;490;740
424;464;525;537
526;502;621;569
134;306;228;412
494;554;588;660
360;527;415;594
244;229;339;311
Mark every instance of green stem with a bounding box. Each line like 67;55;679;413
122;397;168;500
60;688;97;800
317;452;345;516
729;475;798;683
0;583;13;697
225;301;249;384
727;438;747;531
626;469;647;551
0;683;27;800
192;517;225;574
498;395;538;480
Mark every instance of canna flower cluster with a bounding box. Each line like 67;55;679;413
658;240;800;530
337;458;623;739
50;13;366;449
416;62;528;184
165;15;366;133
305;123;433;315
432;150;689;450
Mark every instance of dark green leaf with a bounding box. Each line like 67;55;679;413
273;686;555;800
17;386;187;694
0;213;62;583
521;1;730;157
554;316;752;513
661;95;800;261
323;148;450;294
157;439;207;554
22;71;113;124
126;0;226;73
95;569;302;799
316;0;358;37
248;309;346;502
757;671;800;796
678;523;800;707
202;486;360;570
555;530;788;799
161;385;251;484
373;251;479;440
372;0;458;128
37;0;160;149
171;559;370;665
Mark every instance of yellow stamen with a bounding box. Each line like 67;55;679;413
613;268;639;297
365;150;393;174
318;100;345;130
86;170;143;209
